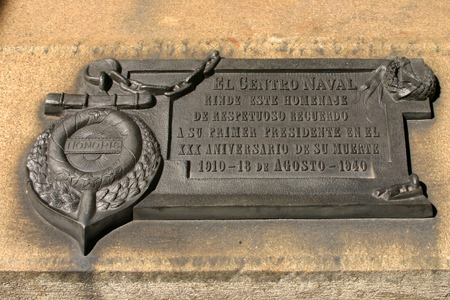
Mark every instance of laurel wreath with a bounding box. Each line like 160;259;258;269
27;114;160;213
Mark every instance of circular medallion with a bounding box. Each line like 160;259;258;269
27;108;161;213
47;109;142;190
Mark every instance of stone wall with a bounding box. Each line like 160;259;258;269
1;0;449;298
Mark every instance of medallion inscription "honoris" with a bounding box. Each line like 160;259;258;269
64;138;122;154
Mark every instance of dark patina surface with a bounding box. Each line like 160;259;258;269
27;54;437;254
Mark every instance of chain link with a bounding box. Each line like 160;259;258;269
84;51;221;99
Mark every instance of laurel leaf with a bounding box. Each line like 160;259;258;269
60;194;72;203
53;180;61;191
67;177;74;187
103;192;117;203
29;171;39;183
96;189;108;201
34;183;43;194
116;188;129;200
80;173;91;181
97;200;110;211
42;184;51;193
38;155;46;166
129;180;138;190
129;188;140;198
138;180;148;190
121;176;129;187
82;180;91;189
62;168;73;176
27;160;37;171
63;202;77;213
41;193;51;203
109;199;125;209
109;183;121;194
60;182;69;194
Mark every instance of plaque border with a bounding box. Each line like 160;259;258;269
123;57;435;220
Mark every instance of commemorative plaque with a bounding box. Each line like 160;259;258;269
26;52;437;254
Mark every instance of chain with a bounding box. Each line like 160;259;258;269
84;51;221;99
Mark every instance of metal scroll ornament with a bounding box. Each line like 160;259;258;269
26;51;221;255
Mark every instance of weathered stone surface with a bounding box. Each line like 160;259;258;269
1;0;450;297
1;271;450;299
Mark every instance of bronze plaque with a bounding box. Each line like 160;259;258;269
26;53;437;254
